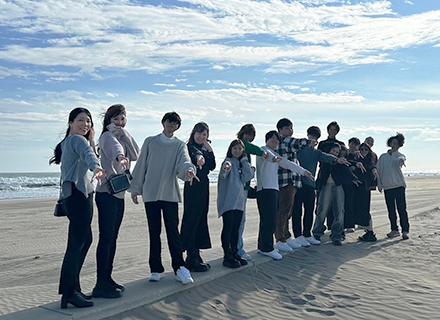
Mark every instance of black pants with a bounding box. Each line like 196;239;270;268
144;201;185;273
353;186;372;227
95;192;124;286
181;180;212;260
384;187;409;232
257;189;278;252
59;186;93;295
343;184;355;228
221;210;243;257
292;185;316;238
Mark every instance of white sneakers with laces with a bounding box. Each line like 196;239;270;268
305;236;321;245
275;241;294;252
296;235;311;247
148;272;162;282
176;266;194;285
287;237;302;249
258;249;283;260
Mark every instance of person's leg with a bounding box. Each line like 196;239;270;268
330;185;345;242
312;184;332;240
237;191;248;257
276;185;295;242
181;185;202;264
292;187;304;238
59;188;93;296
144;202;165;273
302;186;316;238
107;196;124;283
162;201;185;273
230;210;244;257
257;190;277;252
396;187;410;233
384;188;399;232
221;211;234;258
344;185;355;229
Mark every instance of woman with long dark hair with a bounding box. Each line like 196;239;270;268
180;122;216;272
50;108;105;309
93;104;139;298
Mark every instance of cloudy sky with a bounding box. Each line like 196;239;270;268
0;0;439;172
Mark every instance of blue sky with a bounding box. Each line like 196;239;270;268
0;0;439;172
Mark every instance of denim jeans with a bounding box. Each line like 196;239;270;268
312;182;345;241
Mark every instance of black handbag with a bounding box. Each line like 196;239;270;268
107;170;132;194
54;199;67;217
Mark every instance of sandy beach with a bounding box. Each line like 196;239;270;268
1;176;439;319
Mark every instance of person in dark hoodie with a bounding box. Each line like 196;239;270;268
181;122;216;272
312;143;355;246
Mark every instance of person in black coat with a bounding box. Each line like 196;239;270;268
181;122;216;272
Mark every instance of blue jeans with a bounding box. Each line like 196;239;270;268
312;182;345;241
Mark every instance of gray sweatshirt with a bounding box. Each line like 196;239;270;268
217;157;254;217
377;151;406;191
129;133;196;203
60;135;101;199
96;129;139;198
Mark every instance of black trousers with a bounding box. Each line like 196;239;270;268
144;201;185;273
257;189;278;252
343;184;355;228
221;210;243;257
95;192;124;285
384;187;409;232
353;186;372;227
59;186;93;295
181;180;212;259
292;185;316;238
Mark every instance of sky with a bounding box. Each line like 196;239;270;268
0;0;439;173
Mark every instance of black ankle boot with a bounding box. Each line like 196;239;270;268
92;284;122;299
109;278;125;292
61;291;94;309
233;254;248;266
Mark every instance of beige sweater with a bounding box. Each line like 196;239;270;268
129;133;195;203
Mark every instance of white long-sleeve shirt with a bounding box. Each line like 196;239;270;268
377;150;407;191
256;145;307;191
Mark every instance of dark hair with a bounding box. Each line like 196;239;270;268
327;121;340;133
237;124;256;140
276;118;292;131
348;137;361;146
188;122;209;145
101;104;126;135
339;145;348;157
307;126;321;139
387;133;405;147
265;130;281;142
49;107;94;165
226;139;245;158
162;111;181;128
328;142;341;151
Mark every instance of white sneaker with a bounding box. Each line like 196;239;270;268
258;249;283;260
149;272;162;282
240;252;252;261
297;235;311;247
287;238;302;249
305;236;321;245
275;241;293;252
176;266;194;285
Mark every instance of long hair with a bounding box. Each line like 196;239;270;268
101;104;126;135
226;139;245;159
188;122;209;145
49;108;93;165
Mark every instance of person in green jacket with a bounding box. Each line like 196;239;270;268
236;124;268;260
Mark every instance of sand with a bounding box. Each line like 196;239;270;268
0;176;439;319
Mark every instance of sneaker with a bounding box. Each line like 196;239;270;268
275;241;294;252
345;228;355;233
286;238;302;249
240;252;252;261
176;266;194;285
402;232;409;240
258;249;283;260
305;236;321;245
297;235;311;247
332;240;342;246
387;230;401;239
233;254;248;266
148;272;162;282
358;230;377;242
223;258;241;269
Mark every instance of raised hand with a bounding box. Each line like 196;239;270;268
223;161;232;173
203;140;213;152
117;154;129;170
263;151;269;160
372;168;379;181
187;169;200;186
196;155;205;170
304;170;315;181
131;193;139;204
337;157;351;166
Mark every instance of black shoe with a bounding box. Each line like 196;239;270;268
332;240;342;246
61;291;94;309
233;254;248;266
358;231;377;242
92;285;122;299
223;258;241;269
109;278;125;292
188;261;210;272
78;291;93;300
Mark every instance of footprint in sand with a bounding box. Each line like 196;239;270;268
290;298;307;305
305;307;336;316
333;293;361;301
304;294;316;301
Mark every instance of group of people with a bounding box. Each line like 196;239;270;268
50;106;410;309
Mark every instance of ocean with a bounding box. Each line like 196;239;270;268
0;171;437;200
